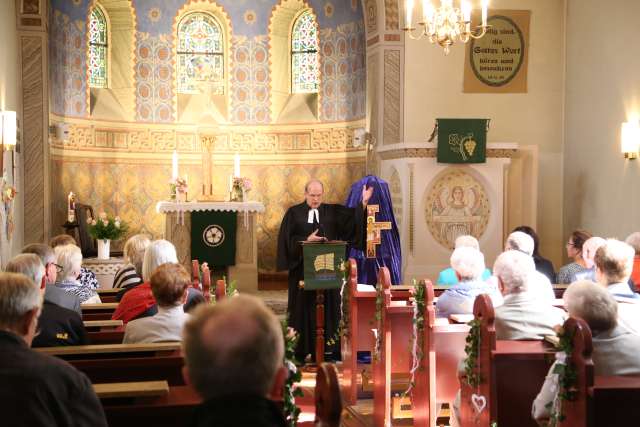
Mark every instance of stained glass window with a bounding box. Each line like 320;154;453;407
177;13;224;94
89;6;108;88
291;10;319;93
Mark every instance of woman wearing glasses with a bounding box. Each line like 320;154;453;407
557;229;592;284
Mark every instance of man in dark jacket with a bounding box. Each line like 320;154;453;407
183;295;288;427
0;272;106;426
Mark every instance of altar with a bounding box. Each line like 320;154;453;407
156;201;265;294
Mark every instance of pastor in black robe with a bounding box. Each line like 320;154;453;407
276;201;365;361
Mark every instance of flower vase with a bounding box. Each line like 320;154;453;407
97;239;110;260
231;184;244;202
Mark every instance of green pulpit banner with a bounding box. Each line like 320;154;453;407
436;118;488;163
302;241;346;291
191;211;237;267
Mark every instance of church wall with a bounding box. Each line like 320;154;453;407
48;0;367;272
563;0;640;242
0;0;23;262
401;0;566;269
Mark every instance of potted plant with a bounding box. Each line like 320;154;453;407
88;212;128;259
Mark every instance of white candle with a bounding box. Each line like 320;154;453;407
234;153;240;177
172;150;178;180
462;1;471;21
482;0;489;26
406;0;414;28
422;0;433;22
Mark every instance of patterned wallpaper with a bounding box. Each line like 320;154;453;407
49;0;365;125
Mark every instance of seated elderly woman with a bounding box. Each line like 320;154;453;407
113;234;151;290
493;250;566;340
54;244;100;304
504;231;555;303
513;225;556;283
625;231;640;290
123;263;191;343
532;280;640;423
594;239;640;334
436;247;502;317
50;234;99;292
112;239;204;324
557;229;592;284
573;236;606;282
436;235;492;287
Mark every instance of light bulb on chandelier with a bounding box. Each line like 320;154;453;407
403;0;490;55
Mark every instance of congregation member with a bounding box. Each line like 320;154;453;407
625;231;640;290
493;250;566;340
532;280;640;423
504;231;555;302
113;234;150;290
557;229;592;284
594;239;640;334
22;243;81;314
113;239;204;323
436;246;502;318
574;236;606;281
50;234;99;291
436;235;492;287
183;295;287;427
54;244;101;304
513;225;556;283
0;272;107;426
5;254;87;347
124;263;191;343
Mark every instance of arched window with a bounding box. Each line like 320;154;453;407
291;10;319;93
177;12;224;94
88;6;108;88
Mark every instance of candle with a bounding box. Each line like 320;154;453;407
482;0;488;26
462;1;471;22
234;153;240;177
422;0;434;23
67;192;75;223
172;150;178;180
406;0;414;28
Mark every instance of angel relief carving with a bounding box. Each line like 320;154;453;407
425;169;490;250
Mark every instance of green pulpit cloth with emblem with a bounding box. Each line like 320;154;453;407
191;211;237;267
301;241;346;290
435;118;489;163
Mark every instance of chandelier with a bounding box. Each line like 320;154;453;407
403;0;490;55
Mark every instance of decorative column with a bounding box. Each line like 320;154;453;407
17;0;50;243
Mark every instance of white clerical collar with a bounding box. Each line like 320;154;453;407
307;208;319;224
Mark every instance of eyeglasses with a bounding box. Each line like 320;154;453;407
566;242;575;247
47;263;63;273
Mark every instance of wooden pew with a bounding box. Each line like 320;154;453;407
87;330;125;345
94;380;169;399
36;342;180;359
312;363;343;427
84;319;123;331
559;317;640;427
97;288;120;296
81;302;119;321
459;294;556;427
341;259;414;405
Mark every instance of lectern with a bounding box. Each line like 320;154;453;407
300;241;346;365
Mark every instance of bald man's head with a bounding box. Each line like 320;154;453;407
182;295;284;400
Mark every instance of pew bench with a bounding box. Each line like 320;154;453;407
36;342;181;360
87;330;125;345
83;319;124;331
94;380;169;399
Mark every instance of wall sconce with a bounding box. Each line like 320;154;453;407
621;121;640;160
1;111;17;151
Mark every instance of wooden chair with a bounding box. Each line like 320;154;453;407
559;317;640;427
459;294;555;427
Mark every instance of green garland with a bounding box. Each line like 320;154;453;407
545;326;577;426
402;279;426;397
372;281;384;362
463;319;482;388
326;260;349;347
282;319;304;427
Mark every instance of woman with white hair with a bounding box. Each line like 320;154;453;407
436;247;502;317
625;231;640;290
505;231;555;303
436;235;492;287
53;244;100;304
572;236;606;282
112;240;204;324
532;280;640;423
113;234;151;290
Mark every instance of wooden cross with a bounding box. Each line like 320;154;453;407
366;205;391;259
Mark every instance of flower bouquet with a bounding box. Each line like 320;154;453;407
170;177;189;202
230;177;252;202
88;212;128;259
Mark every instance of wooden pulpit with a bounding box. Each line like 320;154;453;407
300;241;347;366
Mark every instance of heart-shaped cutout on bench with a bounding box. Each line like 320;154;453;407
471;393;487;414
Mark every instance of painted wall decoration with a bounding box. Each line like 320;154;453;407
424;168;490;250
49;0;367;272
389;167;402;230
